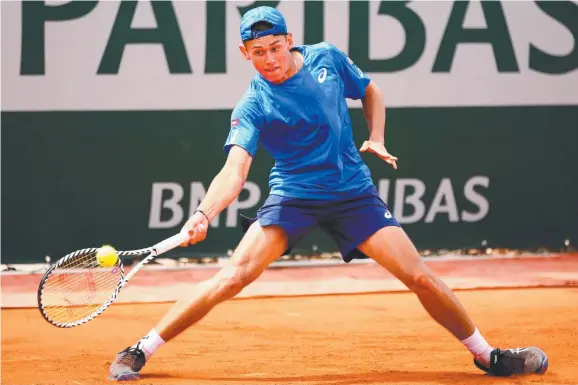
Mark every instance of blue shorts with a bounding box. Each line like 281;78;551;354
240;188;400;262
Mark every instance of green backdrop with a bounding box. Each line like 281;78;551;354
2;106;577;263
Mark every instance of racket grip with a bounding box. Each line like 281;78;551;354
152;232;190;256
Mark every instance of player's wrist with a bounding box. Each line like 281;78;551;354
368;137;385;145
194;209;211;225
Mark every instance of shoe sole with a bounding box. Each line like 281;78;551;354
109;372;140;381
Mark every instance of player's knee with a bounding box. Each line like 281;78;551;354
405;270;438;294
213;264;259;300
216;276;245;299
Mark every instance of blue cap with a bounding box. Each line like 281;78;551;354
240;6;288;42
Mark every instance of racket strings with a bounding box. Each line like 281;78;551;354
43;252;119;291
40;251;123;324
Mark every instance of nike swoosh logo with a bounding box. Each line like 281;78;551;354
318;68;327;83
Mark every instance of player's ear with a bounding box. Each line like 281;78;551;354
239;43;251;60
286;33;293;50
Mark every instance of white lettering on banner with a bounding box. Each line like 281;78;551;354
425;178;459;223
2;1;577;111
394;179;427;224
148;176;491;229
148;182;184;228
462;176;490;222
149;181;261;229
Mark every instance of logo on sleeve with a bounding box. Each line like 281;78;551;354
317;68;327;83
231;118;240;127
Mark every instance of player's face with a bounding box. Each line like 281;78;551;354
240;34;294;83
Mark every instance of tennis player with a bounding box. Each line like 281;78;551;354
109;6;548;380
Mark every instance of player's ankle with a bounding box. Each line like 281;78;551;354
461;328;493;366
138;328;166;360
473;348;492;368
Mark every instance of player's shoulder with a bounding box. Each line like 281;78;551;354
232;80;268;119
235;81;261;108
300;43;351;69
300;42;342;57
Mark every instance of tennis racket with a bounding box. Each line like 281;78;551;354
37;232;190;328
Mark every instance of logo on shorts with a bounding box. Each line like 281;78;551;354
318;68;327;83
384;210;392;219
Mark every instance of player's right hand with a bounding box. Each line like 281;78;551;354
180;212;209;247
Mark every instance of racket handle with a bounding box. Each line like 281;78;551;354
152;232;190;256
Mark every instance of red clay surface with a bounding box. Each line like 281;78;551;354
2;254;578;384
2;288;578;385
3;255;578;304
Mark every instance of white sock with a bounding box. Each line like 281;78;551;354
137;328;166;360
461;328;493;366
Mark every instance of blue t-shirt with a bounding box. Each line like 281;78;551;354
224;42;374;200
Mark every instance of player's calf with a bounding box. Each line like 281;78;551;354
107;269;254;381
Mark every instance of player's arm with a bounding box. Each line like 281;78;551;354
197;145;252;222
180;146;253;246
361;81;386;145
330;44;398;170
360;82;398;170
180;93;262;246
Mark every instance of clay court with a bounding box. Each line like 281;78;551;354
2;255;578;385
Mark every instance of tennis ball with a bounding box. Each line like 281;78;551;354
96;245;119;268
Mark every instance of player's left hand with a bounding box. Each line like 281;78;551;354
359;141;398;170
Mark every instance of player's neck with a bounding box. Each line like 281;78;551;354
273;51;303;84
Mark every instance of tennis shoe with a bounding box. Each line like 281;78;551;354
108;344;147;381
474;347;548;376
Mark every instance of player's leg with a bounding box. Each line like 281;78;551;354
359;226;476;338
108;221;288;381
155;222;288;341
321;194;477;342
322;189;547;376
357;226;548;376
